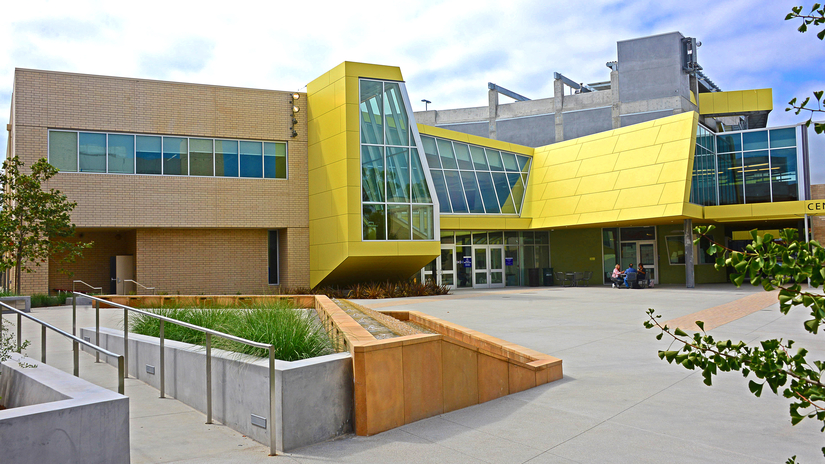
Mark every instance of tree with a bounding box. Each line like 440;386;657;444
786;4;825;134
645;226;825;461
0;157;92;294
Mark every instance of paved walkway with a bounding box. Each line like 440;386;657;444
3;283;823;463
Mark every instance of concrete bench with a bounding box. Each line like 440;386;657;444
0;296;30;313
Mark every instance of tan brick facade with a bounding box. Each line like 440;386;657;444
10;68;309;294
813;184;825;244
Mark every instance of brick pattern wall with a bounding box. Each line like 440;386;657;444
10;68;310;294
49;230;136;293
813;184;825;243
136;229;270;295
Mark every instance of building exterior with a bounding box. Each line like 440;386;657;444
5;32;823;295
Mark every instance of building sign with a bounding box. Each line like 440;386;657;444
505;257;514;266
462;257;472;268
805;200;825;215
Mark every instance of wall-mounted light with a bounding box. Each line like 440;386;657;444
292;93;300;100
291;130;298;137
293;106;300;113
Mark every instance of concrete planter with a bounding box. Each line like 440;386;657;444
0;353;129;464
0;296;30;313
81;327;353;452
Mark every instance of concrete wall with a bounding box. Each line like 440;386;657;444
620;109;677;127
10;68;310;294
82;327;352;452
617;32;690;104
562;107;613;141
434;121;488;138
497;114;555;147
0;353;130;464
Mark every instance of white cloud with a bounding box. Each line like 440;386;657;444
2;0;823;156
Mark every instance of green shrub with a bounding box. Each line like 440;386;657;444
129;302;333;361
30;293;67;308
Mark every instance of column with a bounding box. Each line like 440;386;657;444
488;89;498;140
684;219;695;288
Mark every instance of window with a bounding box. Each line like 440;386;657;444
665;236;686;265
48;130;288;180
690;125;799;206
268;230;279;285
360;78;435;241
49;131;77;172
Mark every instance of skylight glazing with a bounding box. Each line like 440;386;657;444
421;135;530;215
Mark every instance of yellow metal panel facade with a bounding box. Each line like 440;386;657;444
698;89;773;115
522;112;698;229
309;62;443;287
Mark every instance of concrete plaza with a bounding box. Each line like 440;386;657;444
3;284;822;463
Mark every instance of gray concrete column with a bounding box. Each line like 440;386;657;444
488;89;498;140
554;78;564;142
684;219;695;288
610;70;620;129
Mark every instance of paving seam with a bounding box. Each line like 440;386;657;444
394;427;496;464
662;290;779;332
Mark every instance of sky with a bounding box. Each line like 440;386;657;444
2;0;824;180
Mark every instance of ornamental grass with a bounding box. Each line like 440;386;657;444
129;301;333;362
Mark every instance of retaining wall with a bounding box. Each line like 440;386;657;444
81;327;352;452
0;353;129;464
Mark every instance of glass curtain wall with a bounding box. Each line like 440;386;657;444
360;79;435;241
689;125;799;205
421;135;531;215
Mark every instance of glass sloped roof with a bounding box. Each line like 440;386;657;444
420;135;530;215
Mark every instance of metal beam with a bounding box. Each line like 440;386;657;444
553;72;596;93
487;82;530;101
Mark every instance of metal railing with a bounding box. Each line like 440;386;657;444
0;301;125;394
73;292;278;456
73;280;102;294
123;279;156;295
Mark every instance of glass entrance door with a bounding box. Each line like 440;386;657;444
489;246;504;287
439;246;455;288
473;247;488;287
638;241;657;284
619;241;657;284
422;246;457;288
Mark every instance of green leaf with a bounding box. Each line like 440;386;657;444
674;328;688;337
804;319;819;334
696;320;705;331
748;380;764;397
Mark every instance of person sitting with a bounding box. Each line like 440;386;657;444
636;263;647;288
610;264;623;288
623;264;637;288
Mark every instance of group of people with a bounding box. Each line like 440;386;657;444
610;263;650;289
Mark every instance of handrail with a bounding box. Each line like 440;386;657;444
73;280;102;294
73;292;278;456
0;301;125;394
123;279;156;295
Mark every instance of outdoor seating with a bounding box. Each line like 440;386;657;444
579;271;592;286
573;272;585;287
554;271;566;286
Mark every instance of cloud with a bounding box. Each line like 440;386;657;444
138;37;216;78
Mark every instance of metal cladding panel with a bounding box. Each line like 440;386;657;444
525;112;700;229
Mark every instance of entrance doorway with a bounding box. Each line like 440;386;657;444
603;227;658;285
472;246;505;288
423;246;456;289
619;241;657;283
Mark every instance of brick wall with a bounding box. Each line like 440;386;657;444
135;228;268;295
813;184;825;243
11;68;310;294
49;230;136;294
